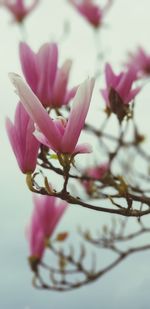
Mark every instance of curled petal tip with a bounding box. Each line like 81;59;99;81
8;72;25;97
63;59;72;70
87;77;95;88
8;72;22;85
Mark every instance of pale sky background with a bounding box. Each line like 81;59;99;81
1;0;150;308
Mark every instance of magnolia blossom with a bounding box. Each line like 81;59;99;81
6;102;40;173
9;73;95;155
101;63;140;106
27;195;67;260
69;0;112;28
82;163;109;194
19;42;77;108
1;0;39;23
127;47;150;77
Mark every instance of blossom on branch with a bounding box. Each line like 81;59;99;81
82;163;109;195
69;0;112;28
6;102;40;174
101;63;141;121
19;42;78;108
27;195;67;265
9;73;95;155
0;0;39;23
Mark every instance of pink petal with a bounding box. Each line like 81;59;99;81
24;119;40;172
125;87;141;104
37;43;58;106
16;0;24;11
27;208;45;258
32;194;67;238
74;143;92;154
6;103;40;173
101;89;109;104
33;130;54;149
105;63;123;88
6;117;24;172
52;59;72;107
46;200;67;236
61;78;95;153
116;68;137;101
64;85;78;105
105;63;115;87
19;42;38;92
14;102;29;152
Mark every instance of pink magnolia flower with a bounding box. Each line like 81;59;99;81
82;163;109;194
1;0;39;23
126;47;150;77
6;102;40;173
19;42;78;108
101;63;140;106
27;195;67;261
69;0;112;28
9;73;95;155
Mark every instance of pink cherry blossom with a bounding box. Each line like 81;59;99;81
101;63;140;106
27;195;67;260
6;102;40;173
126;47;150;77
69;0;112;28
1;0;39;23
9;73;95;155
19;42;78;108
